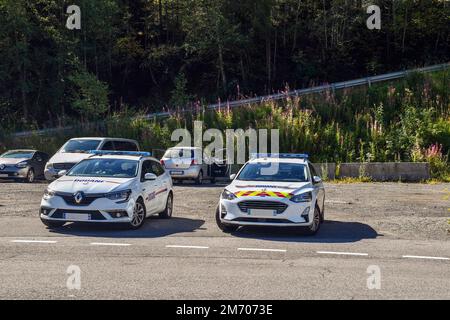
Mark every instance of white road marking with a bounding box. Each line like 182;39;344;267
11;240;57;244
317;251;368;256
402;255;449;261
90;242;131;247
237;248;287;253
166;245;209;249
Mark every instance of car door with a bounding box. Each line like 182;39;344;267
140;160;159;214
150;160;170;211
309;163;325;213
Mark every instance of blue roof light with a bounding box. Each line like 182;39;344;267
89;150;152;157
251;153;309;160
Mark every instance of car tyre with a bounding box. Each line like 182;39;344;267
195;171;203;185
25;168;35;183
128;199;147;230
159;192;173;219
41;219;65;228
300;205;321;236
215;206;239;233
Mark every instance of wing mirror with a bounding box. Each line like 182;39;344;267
57;170;67;177
144;173;157;181
229;174;236;180
313;176;322;184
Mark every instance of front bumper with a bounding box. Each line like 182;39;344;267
219;197;313;227
40;194;136;223
0;166;29;179
168;166;201;179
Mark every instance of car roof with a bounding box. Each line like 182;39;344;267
248;157;308;164
89;155;156;161
4;149;37;153
69;137;138;143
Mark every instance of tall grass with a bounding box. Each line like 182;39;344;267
3;70;449;178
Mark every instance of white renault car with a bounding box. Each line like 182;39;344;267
216;154;325;235
40;151;173;230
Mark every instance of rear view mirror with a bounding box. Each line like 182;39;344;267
58;170;67;177
145;173;157;181
313;176;322;184
229;174;236;180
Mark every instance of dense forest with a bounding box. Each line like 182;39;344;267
0;0;448;131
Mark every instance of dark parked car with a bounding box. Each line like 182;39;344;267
0;150;49;183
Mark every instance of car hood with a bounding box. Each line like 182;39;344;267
227;181;312;196
0;158;29;165
49;176;136;194
49;152;91;164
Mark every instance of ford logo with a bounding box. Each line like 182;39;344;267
74;191;84;204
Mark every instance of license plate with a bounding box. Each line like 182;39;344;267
0;174;8;178
171;171;184;175
248;209;277;217
64;213;91;221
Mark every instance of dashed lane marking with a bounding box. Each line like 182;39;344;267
166;245;210;249
402;255;449;261
90;242;132;247
237;248;287;253
11;240;57;244
317;251;368;256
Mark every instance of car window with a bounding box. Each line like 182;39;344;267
67;159;138;178
164;149;194;159
114;141;138;151
237;162;309;182
0;151;34;159
101;141;115;151
61;139;101;153
309;163;318;178
150;161;165;176
141;160;153;181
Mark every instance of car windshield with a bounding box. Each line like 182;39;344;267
0;151;34;159
67;159;138;178
61;140;101;153
164;149;194;159
237;162;309;182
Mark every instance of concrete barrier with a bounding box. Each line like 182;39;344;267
338;162;430;181
312;163;336;180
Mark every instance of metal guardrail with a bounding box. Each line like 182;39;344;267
11;62;449;138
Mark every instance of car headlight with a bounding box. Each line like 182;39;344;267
221;189;237;201
290;192;312;203
43;188;56;200
16;161;28;168
45;163;53;169
106;189;132;202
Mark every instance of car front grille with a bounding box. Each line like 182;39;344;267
53;163;77;170
238;200;288;214
56;192;104;206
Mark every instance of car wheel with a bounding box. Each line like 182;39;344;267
159;192;173;219
40;219;65;228
300;205;321;236
128;199;147;230
195;171;203;185
215;206;239;233
26;168;35;183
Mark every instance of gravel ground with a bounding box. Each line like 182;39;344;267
0;180;449;241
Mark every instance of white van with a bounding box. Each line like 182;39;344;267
44;137;140;181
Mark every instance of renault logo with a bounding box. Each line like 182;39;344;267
74;192;84;204
0;164;5;170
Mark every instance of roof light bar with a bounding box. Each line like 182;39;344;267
251;153;309;159
89;150;152;157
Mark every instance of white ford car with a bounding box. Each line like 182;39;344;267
216;154;325;235
40;151;173;230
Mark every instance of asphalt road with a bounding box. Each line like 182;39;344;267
0;181;448;300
